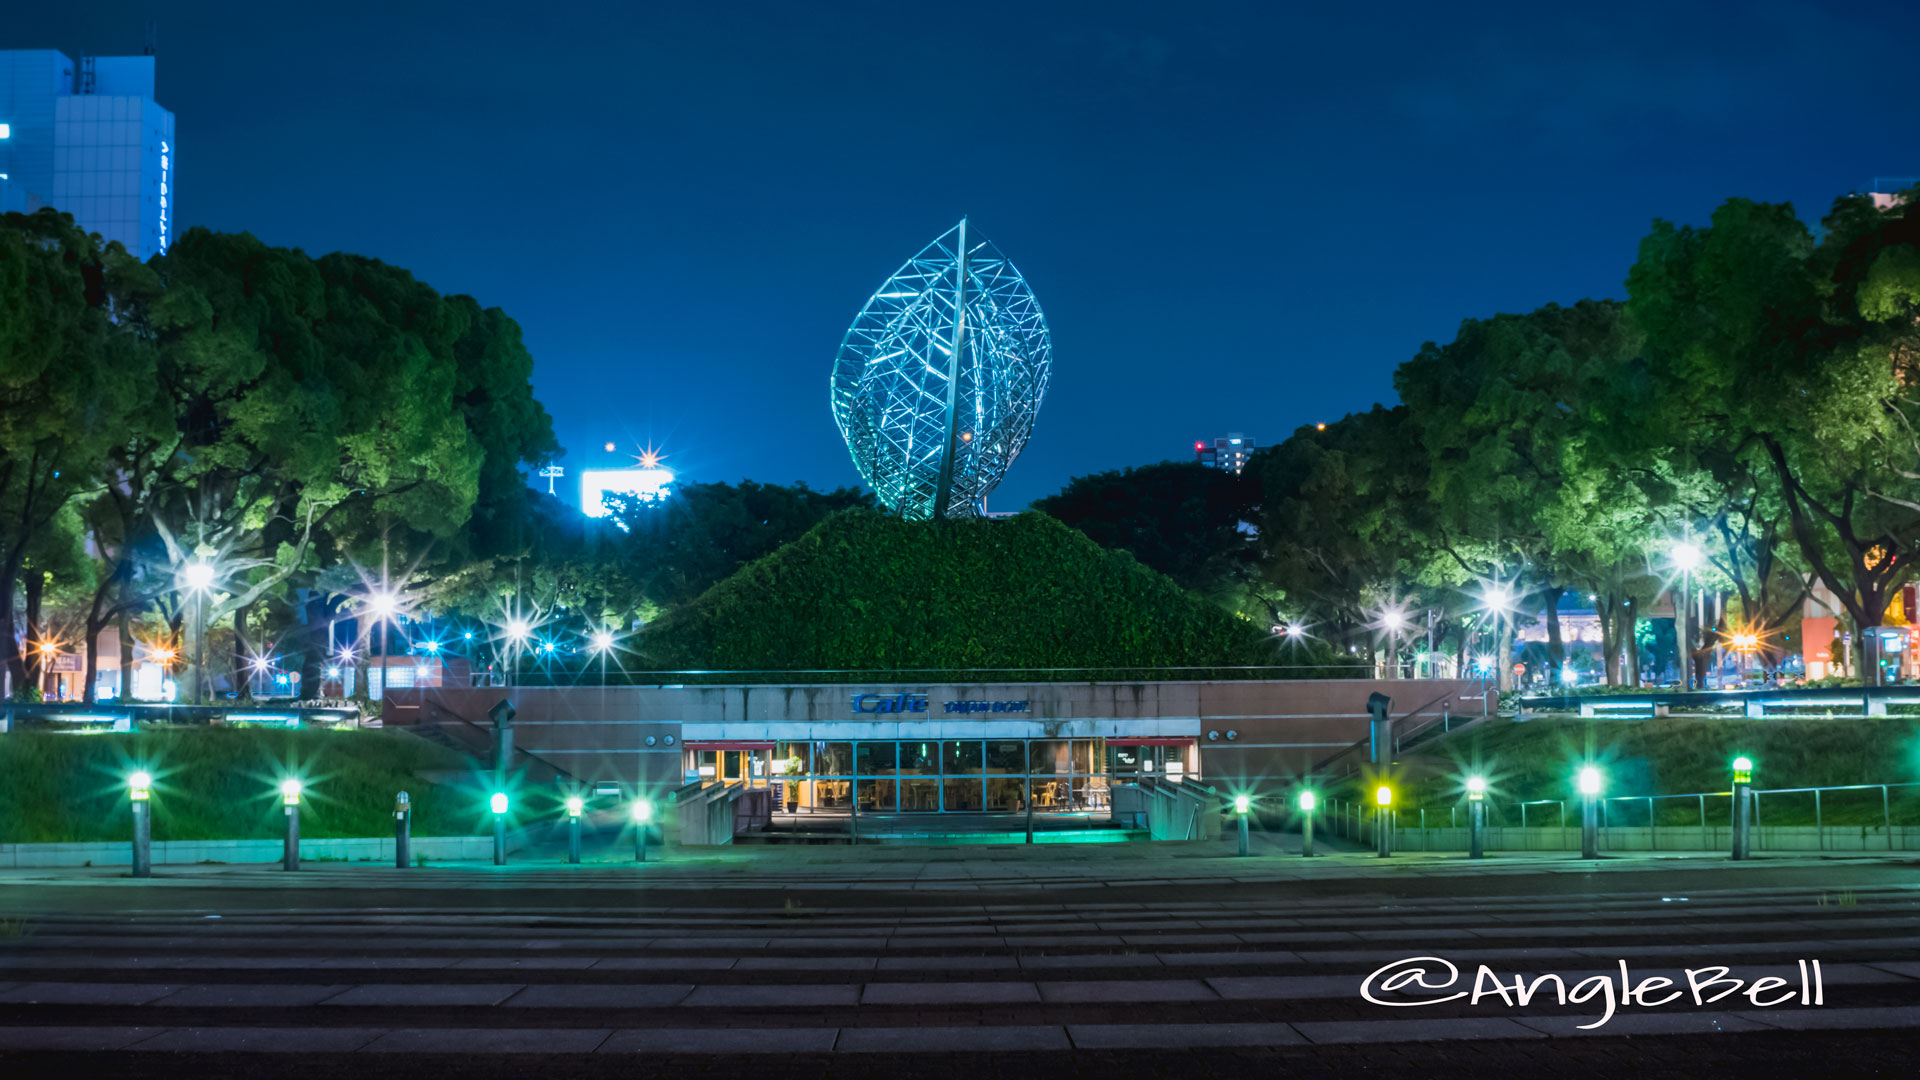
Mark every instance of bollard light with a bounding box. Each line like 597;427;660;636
632;797;653;823
632;796;654;863
1298;790;1316;812
129;771;152;802
1732;756;1753;785
566;795;584;818
1577;766;1602;796
490;791;509;815
1467;776;1486;801
1577;765;1602;860
1375;785;1392;807
280;778;303;871
1374;784;1393;858
1234;794;1252;814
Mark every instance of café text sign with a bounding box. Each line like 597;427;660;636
851;692;1031;715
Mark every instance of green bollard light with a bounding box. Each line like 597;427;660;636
1234;794;1252;857
633;797;653;863
1298;789;1316;858
490;791;508;866
129;771;152;878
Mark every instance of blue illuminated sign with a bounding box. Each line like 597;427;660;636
850;692;1030;715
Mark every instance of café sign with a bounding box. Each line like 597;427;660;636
851;692;1030;715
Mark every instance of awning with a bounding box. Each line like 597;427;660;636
1107;737;1196;747
683;741;776;751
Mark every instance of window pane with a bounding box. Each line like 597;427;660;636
1030;739;1068;774
857;778;897;811
942;778;982;812
986;777;1026;812
901;778;939;812
813;778;852;809
985;741;1025;774
900;740;939;775
1112;745;1143;773
817;742;853;775
942;741;983;775
856;742;897;774
777;742;812;776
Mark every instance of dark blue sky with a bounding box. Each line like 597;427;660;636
14;1;1917;508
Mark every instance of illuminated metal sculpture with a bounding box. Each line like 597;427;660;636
831;219;1052;520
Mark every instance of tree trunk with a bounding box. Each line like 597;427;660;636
1497;620;1516;692
1543;586;1565;674
233;602;252;701
83;621;101;704
118;608;134;700
1597;596;1619;686
23;571;45;692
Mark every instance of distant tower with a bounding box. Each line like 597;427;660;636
831;220;1053;520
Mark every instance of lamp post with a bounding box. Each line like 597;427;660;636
1577;766;1602;859
632;797;653;863
281;779;303;871
1731;756;1754;861
1381;609;1408;680
1375;785;1393;858
394;791;411;868
129;771;152;878
566;795;584;865
1298;789;1317;857
490;791;508;866
591;630;614;688
1672;542;1702;690
1233;794;1252;857
368;591;398;702
181;559;216;704
1466;775;1487;859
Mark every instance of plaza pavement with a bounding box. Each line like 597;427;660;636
0;836;1916;1076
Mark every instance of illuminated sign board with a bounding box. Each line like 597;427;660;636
580;467;674;518
851;692;1030;715
158;139;170;254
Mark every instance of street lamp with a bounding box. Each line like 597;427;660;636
633;797;653;863
590;629;615;687
1466;775;1487;859
129;771;153;878
280;779;303;871
1380;608;1409;680
1672;541;1702;690
1374;784;1393;858
1298;789;1317;857
1576;766;1602;859
180;559;217;704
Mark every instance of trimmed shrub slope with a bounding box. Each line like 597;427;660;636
638;509;1354;677
0;728;494;844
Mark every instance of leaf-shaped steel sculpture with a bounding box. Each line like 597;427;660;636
831;220;1053;520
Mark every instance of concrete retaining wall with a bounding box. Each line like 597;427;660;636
0;831;532;868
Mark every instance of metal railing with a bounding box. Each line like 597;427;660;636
1323;781;1920;852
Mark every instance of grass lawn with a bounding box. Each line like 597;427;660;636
0;728;514;844
1389;715;1920;827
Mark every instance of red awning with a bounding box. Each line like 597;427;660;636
1107;737;1196;747
683;741;775;750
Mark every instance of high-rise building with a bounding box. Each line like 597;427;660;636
1194;433;1257;473
0;49;176;259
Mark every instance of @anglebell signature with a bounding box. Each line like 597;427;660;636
1361;956;1826;1030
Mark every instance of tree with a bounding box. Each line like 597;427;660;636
1627;195;1920;649
0;210;156;693
1035;461;1264;618
120;231;557;700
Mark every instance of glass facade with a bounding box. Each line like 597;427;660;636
688;738;1204;815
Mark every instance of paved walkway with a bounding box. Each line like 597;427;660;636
1;844;1917;1072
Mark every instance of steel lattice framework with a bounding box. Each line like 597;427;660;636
831;220;1053;520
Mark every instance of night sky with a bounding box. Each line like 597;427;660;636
12;1;1917;509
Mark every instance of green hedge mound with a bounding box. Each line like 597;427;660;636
637;509;1354;678
0;729;495;844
